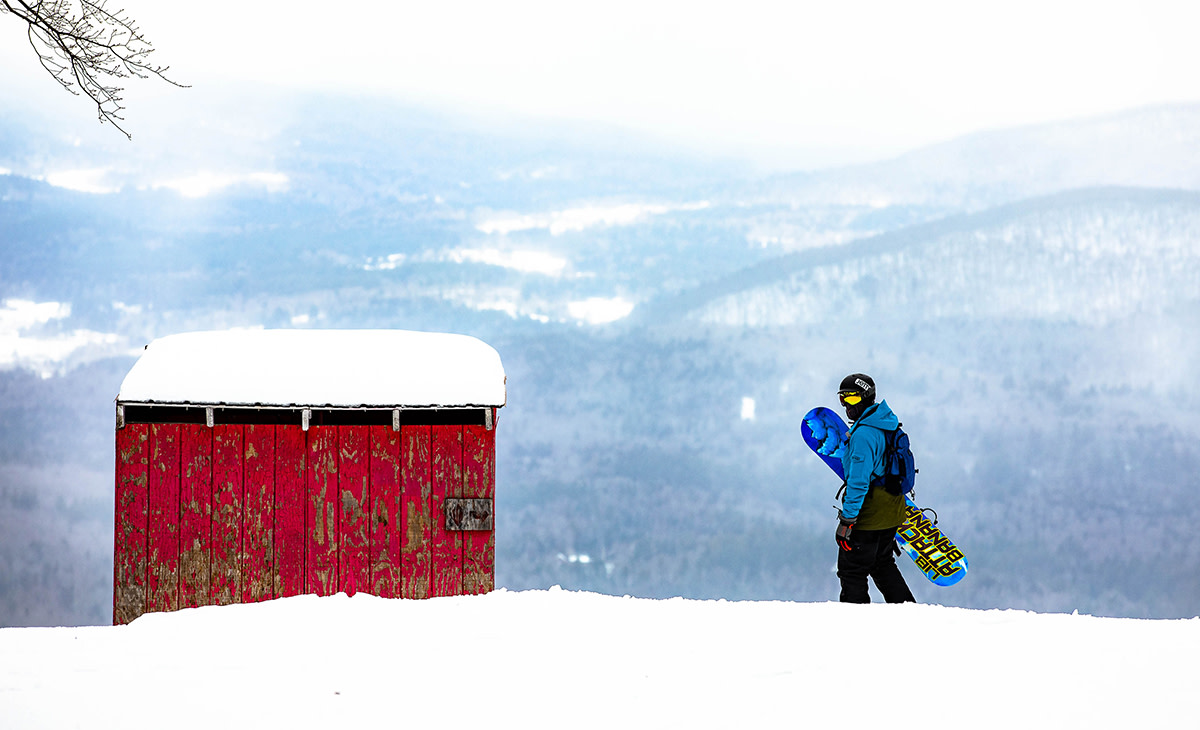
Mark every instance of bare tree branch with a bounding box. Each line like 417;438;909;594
1;0;187;139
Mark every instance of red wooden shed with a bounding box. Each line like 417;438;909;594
112;329;506;625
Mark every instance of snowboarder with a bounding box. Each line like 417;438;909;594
834;373;916;604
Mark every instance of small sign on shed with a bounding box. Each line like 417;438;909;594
112;329;506;625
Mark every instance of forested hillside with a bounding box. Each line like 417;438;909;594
2;99;1198;624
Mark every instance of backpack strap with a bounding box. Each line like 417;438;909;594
871;427;896;486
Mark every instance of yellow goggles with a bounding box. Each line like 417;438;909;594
838;391;863;406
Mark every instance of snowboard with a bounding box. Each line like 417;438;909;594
802;406;968;586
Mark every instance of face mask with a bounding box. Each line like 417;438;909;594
844;401;866;422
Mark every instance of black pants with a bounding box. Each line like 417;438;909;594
837;526;916;604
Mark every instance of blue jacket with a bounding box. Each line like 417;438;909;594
840;400;906;529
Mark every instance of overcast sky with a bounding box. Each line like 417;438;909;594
4;0;1200;167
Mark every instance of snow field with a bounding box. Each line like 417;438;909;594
1;589;1196;729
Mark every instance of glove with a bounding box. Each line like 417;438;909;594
836;515;855;552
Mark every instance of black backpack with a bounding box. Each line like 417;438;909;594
872;424;917;496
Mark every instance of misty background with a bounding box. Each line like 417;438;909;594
2;2;1199;625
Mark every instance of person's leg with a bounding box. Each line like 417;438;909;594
836;532;874;603
868;528;916;603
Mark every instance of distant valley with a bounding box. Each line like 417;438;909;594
2;96;1198;624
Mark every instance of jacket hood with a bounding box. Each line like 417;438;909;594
854;399;899;432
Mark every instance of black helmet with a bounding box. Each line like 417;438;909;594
838;373;876;420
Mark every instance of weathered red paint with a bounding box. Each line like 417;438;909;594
368;425;402;597
338;425;370;596
211;424;243;606
114;423;149;625
242;424;274;603
116;413;496;620
307;426;339;595
401;425;432;599
275;425;307;597
147;423;181;614
431;424;464;597
179;425;212;609
463;420;496;595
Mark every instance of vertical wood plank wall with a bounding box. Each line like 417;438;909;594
463;423;496;594
306;426;339;596
113;424;149;624
369;426;402;598
146;424;180;615
275;426;307;599
431;425;464;597
178;424;212;610
400;425;432;599
211;424;243;606
339;425;370;597
242;425;274;603
112;416;496;624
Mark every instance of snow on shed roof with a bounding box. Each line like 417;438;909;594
117;329;506;408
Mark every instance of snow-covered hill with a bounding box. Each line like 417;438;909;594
1;590;1197;729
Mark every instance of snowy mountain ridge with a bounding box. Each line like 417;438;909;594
635;186;1200;328
751;102;1200;208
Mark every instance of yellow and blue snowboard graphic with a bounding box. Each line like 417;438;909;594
802;406;968;587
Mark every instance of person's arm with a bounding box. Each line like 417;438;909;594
840;428;882;521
